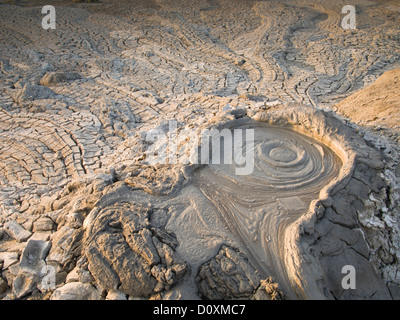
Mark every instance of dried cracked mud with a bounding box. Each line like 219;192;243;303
0;0;400;300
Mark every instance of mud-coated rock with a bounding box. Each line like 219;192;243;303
47;226;83;272
12;272;39;299
19;240;51;275
4;220;32;243
33;217;55;232
50;282;101;300
40;72;80;86
84;200;187;298
196;245;280;299
13;83;56;104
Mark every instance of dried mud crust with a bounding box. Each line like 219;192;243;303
0;0;400;300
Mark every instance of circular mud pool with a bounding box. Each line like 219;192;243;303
193;119;342;297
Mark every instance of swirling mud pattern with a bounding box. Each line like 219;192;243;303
194;120;342;297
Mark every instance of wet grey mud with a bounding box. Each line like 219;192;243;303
194;120;342;298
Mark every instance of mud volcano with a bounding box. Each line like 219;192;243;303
180;105;397;300
75;105;396;300
194;119;342;297
0;0;399;301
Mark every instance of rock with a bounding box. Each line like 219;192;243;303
36;262;66;292
19;240;51;275
126;228;160;266
33;217;55;232
50;282;101;300
52;198;70;211
66;267;80;283
67;212;83;229
388;283;400;300
39;72;80;86
86;233;157;297
0;252;19;269
124;166;185;196
196;245;264;300
0;277;9;296
218;104;247;119
12;272;39;299
151;265;171;285
84;201;187;298
91;173;114;192
47;226;83;272
86;244;121;291
253;277;284;300
4;220;32;242
78;268;94;283
106;289;127;300
13;83;56;104
8;263;21;276
30;232;51;242
56;271;68;287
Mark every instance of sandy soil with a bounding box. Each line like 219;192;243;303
335;68;400;128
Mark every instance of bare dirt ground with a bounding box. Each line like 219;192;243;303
0;0;399;300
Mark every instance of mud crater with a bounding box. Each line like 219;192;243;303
193;118;342;297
